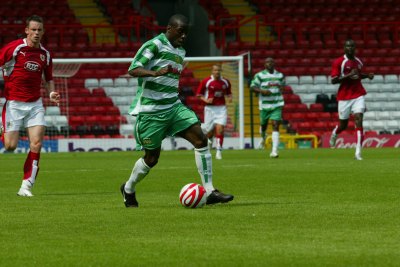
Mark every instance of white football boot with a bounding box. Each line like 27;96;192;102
270;151;279;158
17;187;34;197
216;150;222;160
355;153;363;161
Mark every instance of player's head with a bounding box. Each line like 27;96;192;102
166;14;189;48
344;39;356;58
25;15;44;47
211;64;222;79
264;57;275;72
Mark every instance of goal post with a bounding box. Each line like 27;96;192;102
52;55;246;149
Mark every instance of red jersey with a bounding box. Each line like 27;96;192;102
196;76;231;106
331;55;366;101
0;38;53;102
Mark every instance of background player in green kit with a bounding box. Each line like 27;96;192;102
251;57;285;158
120;14;234;207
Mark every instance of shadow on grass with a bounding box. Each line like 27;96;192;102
41;191;116;196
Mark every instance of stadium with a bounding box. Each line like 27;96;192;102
0;0;399;266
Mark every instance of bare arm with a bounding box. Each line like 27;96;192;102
45;80;60;105
128;66;172;77
251;86;272;96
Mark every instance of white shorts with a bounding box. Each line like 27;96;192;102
338;95;366;120
2;98;46;132
202;105;227;133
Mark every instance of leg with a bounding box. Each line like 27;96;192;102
18;125;45;197
214;124;224;160
354;113;364;160
258;109;269;149
3;130;20;151
121;148;160;208
270;120;280;158
178;123;233;204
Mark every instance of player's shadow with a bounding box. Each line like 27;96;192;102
42;191;115;196
228;201;313;207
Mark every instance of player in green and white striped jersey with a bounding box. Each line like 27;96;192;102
120;14;234;208
250;57;285;158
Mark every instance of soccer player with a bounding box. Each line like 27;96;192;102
0;15;60;196
196;64;232;160
250;57;285;158
120;14;234;207
329;39;374;160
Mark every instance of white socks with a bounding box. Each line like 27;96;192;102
125;158;151;193
272;131;279;154
194;146;214;195
355;129;362;156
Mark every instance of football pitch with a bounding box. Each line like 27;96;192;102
1;148;399;267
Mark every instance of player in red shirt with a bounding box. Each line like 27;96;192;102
329;39;374;160
0;15;60;196
196;64;232;160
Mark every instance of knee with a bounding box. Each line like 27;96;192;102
193;136;208;148
143;155;159;168
30;141;42;153
4;143;17;151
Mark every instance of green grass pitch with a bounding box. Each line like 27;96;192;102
0;148;399;266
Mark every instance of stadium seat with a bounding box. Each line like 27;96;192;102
45;106;61;116
376;111;391;120
384;74;398;83
85;78;99;88
380;84;396;93
114;78;129;87
363;111;376;121
386;121;399;133
120;124;134;136
313;75;328;84
387;93;400;101
99;78;114;87
370;75;384;83
299;76;313;84
285;76;299;85
383;102;398;111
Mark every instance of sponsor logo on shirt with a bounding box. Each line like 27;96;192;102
24;61;41;72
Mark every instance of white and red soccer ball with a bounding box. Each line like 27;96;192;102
179;183;207;208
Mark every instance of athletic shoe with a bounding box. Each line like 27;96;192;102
216;150;222;160
270;152;279;158
17;187;33;197
120;183;138;208
257;139;265;150
329;133;337;148
355;153;363;161
206;189;234;205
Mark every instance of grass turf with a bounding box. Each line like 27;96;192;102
0;148;399;266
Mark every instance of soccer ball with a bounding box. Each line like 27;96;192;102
179;183;207;208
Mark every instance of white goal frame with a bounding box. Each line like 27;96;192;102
53;56;246;149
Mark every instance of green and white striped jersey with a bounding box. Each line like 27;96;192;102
128;33;185;115
250;69;285;110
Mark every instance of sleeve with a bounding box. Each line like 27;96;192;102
331;58;341;79
226;79;232;96
128;42;158;72
196;79;206;96
44;55;53;82
250;73;260;88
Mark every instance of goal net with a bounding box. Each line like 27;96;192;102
44;56;246;151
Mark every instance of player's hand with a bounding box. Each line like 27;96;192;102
349;69;359;79
368;73;374;80
49;91;60;105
